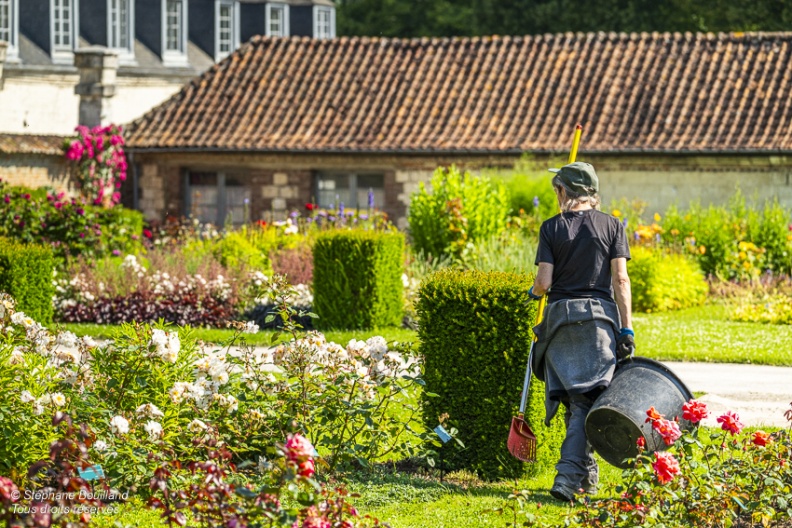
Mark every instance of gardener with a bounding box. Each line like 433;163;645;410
527;161;634;502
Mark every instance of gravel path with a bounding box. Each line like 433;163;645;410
664;361;792;428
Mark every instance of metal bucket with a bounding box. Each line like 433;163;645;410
584;357;694;468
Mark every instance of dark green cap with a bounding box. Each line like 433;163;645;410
549;162;599;196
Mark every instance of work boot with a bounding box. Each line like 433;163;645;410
549;479;577;502
581;475;598;495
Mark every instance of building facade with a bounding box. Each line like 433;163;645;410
125;33;792;228
0;0;337;135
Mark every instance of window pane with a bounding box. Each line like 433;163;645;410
317;174;351;209
0;0;10;44
218;4;233;55
269;6;282;36
166;0;182;51
356;174;385;210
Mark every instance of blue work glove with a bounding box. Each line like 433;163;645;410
616;328;635;361
527;286;542;301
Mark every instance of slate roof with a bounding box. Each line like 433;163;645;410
125;32;792;154
0;134;66;156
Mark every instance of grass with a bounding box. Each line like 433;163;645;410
634;303;792;365
60;323;419;349
62;302;792;366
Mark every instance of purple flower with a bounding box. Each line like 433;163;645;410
3;195;8;204
79;233;85;239
622;218;628;228
289;211;299;218
339;202;345;216
533;196;540;208
368;188;375;209
76;208;85;216
112;249;121;256
360;213;369;220
329;216;337;222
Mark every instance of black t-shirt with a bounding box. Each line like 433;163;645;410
535;209;631;303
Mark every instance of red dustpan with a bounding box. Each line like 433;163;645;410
507;339;538;462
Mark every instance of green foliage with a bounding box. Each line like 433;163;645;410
628;246;708;313
0;182;144;262
313;230;405;329
468;230;538;275
0;240;54;323
408;166;511;260
483;158;561;222
417;269;564;480
661;192;792;279
337;0;792;38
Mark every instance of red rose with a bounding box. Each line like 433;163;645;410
652;418;682;446
751;430;771;447
652;451;680;484
305;203;316;211
645;406;663;423
716;411;744;436
682;399;709;423
143;229;153;239
636;436;646;449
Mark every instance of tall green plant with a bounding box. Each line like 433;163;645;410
417;269;564;480
313;230;404;329
408;166;510;260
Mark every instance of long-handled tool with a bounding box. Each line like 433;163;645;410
507;124;584;463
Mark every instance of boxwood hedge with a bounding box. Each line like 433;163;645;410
417;269;564;480
0;239;55;323
313;230;404;329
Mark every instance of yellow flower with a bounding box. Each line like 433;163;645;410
670;229;680;236
699;245;706;255
612;209;622;218
654;213;662;222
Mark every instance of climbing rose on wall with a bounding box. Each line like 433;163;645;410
64;124;128;207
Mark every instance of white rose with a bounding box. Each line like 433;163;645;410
144;420;163;442
242;321;259;334
20;390;35;403
50;393;66;407
94;440;108;452
110;415;130;435
187;419;208;433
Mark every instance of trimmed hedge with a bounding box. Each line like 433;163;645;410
417;269;565;480
312;230;404;329
629;246;708;313
0;239;55;323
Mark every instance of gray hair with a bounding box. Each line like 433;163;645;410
552;176;601;212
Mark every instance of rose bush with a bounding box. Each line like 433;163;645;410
567;400;792;527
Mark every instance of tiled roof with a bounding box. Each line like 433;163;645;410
126;33;792;154
0;134;66;155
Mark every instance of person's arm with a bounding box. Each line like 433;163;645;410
531;262;554;297
611;257;632;329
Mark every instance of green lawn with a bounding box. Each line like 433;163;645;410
633;303;792;365
62;302;792;366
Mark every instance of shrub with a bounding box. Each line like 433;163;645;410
408;166;511;260
0;240;54;323
0;182;144;262
313;230;404;329
270;244;313;285
416;269;564;480
628;247;708;313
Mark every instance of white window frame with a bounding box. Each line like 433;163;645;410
0;0;19;62
214;0;240;61
312;5;335;40
107;0;135;63
50;0;79;64
265;2;289;38
161;0;188;67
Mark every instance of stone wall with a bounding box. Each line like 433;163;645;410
129;151;792;227
0;154;72;194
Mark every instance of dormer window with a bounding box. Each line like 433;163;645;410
162;0;188;66
0;0;19;61
51;0;78;63
313;6;334;39
215;0;239;61
108;0;134;61
266;3;289;37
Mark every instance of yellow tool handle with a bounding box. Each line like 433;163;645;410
532;124;583;335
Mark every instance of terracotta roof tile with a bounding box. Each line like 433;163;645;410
125;32;792;154
0;134;66;156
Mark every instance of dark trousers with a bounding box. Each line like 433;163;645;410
554;389;602;489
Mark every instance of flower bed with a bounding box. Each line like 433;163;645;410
0;276;434;526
